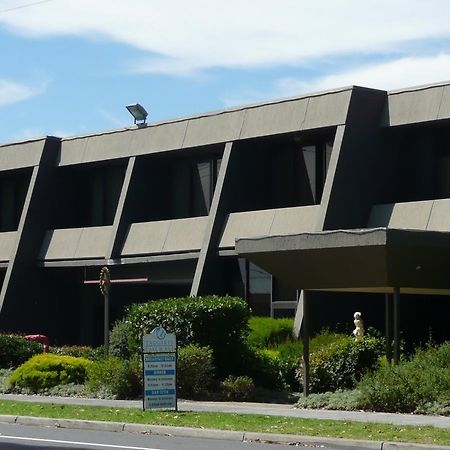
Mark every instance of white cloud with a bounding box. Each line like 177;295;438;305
277;54;450;95
0;78;43;106
1;1;450;75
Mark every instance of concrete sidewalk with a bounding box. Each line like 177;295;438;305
1;393;450;449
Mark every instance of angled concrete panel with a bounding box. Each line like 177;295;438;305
0;232;16;262
183;111;245;148
39;228;81;260
75;227;112;258
82;133;135;163
301;90;351;130
427;199;450;231
388;201;433;230
121;220;171;256
240;100;308;139
437;85;450;120
387;86;444;126
269;205;320;235
60;133;132;166
219;210;276;248
0;140;44;171
60;121;189;165
163;217;208;253
132;121;188;156
58;138;88;166
40;226;112;260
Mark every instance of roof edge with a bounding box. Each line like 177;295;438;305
61;85;363;143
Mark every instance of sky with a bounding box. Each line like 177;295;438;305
1;0;450;144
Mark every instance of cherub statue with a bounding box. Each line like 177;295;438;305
353;311;364;339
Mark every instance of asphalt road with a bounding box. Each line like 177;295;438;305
0;423;344;450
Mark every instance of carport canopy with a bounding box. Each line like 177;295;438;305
236;227;450;395
235;227;450;294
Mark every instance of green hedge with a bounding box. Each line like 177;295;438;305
50;345;103;360
358;341;450;413
0;334;43;369
109;319;134;359
247;316;294;348
297;336;383;393
87;356;142;399
125;295;250;376
9;354;92;392
177;344;215;399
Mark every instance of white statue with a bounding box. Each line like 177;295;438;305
353;311;364;339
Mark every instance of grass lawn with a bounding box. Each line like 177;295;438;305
1;400;450;446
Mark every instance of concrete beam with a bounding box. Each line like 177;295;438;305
0;138;59;331
106;157;136;259
190;142;233;296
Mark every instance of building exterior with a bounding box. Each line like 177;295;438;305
1;81;450;347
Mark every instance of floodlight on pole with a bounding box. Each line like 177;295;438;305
126;103;148;125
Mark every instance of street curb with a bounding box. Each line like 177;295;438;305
0;415;449;450
243;431;382;449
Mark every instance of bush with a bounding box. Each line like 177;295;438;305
297;336;383;393
0;334;43;369
177;344;215;399
358;341;450;413
87;356;142;399
9;354;92;392
219;375;255;401
296;389;361;410
247;317;294;349
233;344;285;390
109;319;134;359
125;295;250;376
50;345;103;360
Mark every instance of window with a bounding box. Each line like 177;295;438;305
0;172;29;231
171;156;221;218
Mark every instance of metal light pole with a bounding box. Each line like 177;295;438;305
99;266;111;357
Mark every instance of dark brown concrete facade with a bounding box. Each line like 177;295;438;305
1;82;450;345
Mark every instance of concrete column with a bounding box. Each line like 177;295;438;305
190;142;234;296
105;157;136;260
385;293;393;365
393;287;400;365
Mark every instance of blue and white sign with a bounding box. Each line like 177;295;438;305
142;327;177;410
143;326;176;353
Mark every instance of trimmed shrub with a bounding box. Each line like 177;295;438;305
0;334;43;369
297;336;383;393
358;341;450;413
219;375;255;401
125;295;250;375
9;354;92;392
87;356;142;399
50;345;103;360
109;319;134;359
247;317;294;349
296;389;361;411
234;344;285;390
177;344;215;399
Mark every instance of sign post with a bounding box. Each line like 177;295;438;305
99;266;111;357
142;327;177;411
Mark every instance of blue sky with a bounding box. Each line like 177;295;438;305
1;0;450;144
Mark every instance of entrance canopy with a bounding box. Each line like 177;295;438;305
236;227;450;295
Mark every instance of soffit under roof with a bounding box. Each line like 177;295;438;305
236;228;450;294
